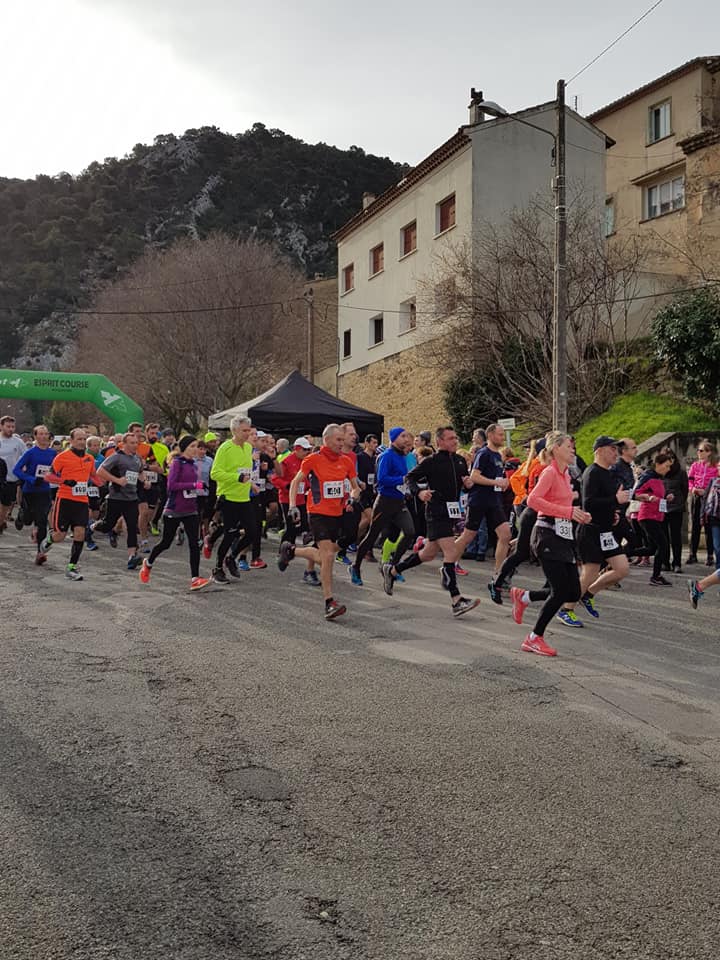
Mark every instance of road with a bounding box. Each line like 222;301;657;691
1;525;719;960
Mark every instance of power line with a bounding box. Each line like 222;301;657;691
76;297;303;317
567;0;666;85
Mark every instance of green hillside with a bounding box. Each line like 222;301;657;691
574;392;720;462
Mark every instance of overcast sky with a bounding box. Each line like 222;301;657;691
2;0;717;179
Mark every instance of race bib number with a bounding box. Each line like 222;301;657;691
141;471;158;484
460;492;469;512
446;501;462;519
35;464;51;478
554;518;573;540
659;498;668;514
87;485;99;498
183;489;198;499
297;482;305;495
323;481;344;499
238;469;252;482
72;482;88;497
493;477;504;493
367;473;375;487
255;478;266;492
600;531;618;551
124;470;139;486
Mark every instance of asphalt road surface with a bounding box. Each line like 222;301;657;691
2;524;720;960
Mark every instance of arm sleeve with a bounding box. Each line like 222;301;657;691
405;459;430;496
527;468;573;519
167;459;197;492
210;444;241;487
14;449;33;481
377;451;404;488
583;469;617;511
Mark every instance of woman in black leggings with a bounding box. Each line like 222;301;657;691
139;437;209;591
507;432;591;657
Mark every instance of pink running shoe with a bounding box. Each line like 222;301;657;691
521;633;557;657
510;586;529;625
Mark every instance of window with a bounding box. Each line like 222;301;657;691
604;198;615;237
401;220;417;256
645;175;685;220
343;329;351;358
648;100;671;143
342;263;354;293
436;194;456;234
434;278;457;317
399;297;417;334
369;243;384;277
370;313;384;346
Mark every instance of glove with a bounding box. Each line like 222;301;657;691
289;507;301;525
63;479;76;488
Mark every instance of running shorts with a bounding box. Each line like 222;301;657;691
52;499;89;533
465;503;507;534
0;480;19;507
425;513;458;542
309;513;342;544
137;484;159;507
576;524;625;564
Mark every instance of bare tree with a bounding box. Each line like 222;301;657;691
74;235;306;430
418;191;648;428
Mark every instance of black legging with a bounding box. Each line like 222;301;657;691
355;496;416;572
93;499;139;549
690;494;705;558
664;511;684;568
233;497;265;561
24;491;51;548
533;556;582;636
148;513;200;577
281;503;308;543
495;507;537;589
640;519;669;579
215;499;257;568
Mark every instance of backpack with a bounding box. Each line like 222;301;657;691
704;478;720;522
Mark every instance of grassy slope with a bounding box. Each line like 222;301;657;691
574;392;720;463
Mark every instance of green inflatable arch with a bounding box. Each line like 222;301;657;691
0;369;143;432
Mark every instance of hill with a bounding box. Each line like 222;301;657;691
573;392;720;463
0;124;407;367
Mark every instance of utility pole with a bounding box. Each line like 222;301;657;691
305;287;314;384
552;78;568;432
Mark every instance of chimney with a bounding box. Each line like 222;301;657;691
468;87;485;125
362;192;376;210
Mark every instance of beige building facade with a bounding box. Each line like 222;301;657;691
333;96;607;437
588;56;720;323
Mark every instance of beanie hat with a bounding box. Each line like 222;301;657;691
179;436;196;453
389;426;406;444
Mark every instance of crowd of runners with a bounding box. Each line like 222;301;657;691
1;411;719;655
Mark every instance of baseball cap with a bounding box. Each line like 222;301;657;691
593;435;619;451
419;431;431;443
293;436;312;449
535;438;547;453
256;430;267;438
203;431;218;442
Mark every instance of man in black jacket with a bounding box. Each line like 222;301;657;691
382;426;480;618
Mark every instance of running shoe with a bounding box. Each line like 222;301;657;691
382;562;396;596
412;536;426;553
237;558;250;572
335;551;351;566
86;540;99;551
706;557;715;567
303;570;321;587
487;579;503;605
202;536;212;560
673;565;682;574
395;572;405;583
510;587;529;625
151;524;160;536
650;575;672;586
521;633;557;657
324;599;347;620
212;567;229;585
366;551;378;563
474;553;486;562
190;577;210;591
347;543;357;553
225;557;241;578
301;532;313;546
278;541;295;572
34;551;47;566
687;579;703;609
455;563;469;576
452;597;480;618
14;510;24;531
580;594;599;618
176;528;185;546
109;531;118;549
556;609;583;628
139;560;152;584
127;554;142;571
250;559;267;569
686;555;698;565
350;566;363;586
65;564;83;581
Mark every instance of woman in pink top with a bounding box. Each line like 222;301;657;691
688;440;718;565
509;432;591;658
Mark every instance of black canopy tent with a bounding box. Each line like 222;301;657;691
208;370;384;438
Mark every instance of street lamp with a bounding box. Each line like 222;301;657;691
473;82;568;433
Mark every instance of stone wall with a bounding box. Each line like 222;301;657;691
338;342;448;439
